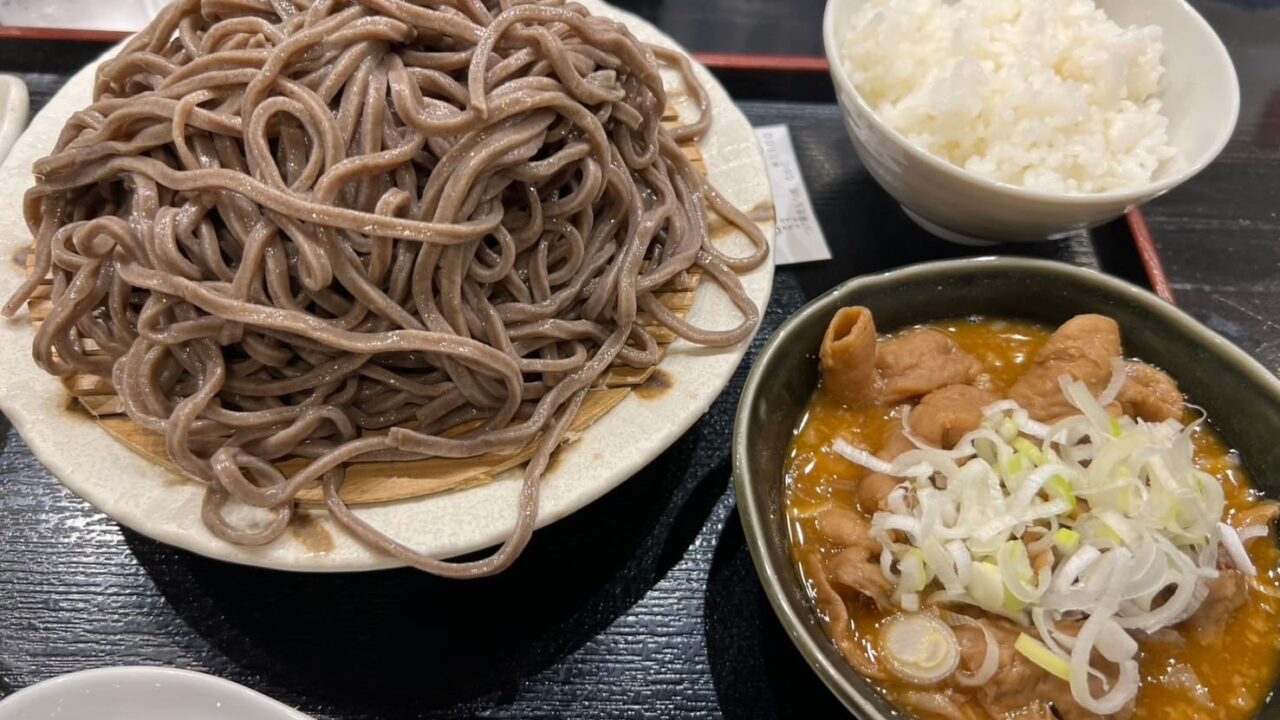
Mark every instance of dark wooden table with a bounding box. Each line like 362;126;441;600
1;1;1277;718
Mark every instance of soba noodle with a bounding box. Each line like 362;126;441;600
3;0;768;576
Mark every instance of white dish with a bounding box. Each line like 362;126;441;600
0;0;776;571
823;0;1240;243
0;667;310;720
0;0;167;32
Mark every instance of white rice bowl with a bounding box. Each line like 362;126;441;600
842;0;1179;194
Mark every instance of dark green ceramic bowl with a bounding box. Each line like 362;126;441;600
733;256;1280;718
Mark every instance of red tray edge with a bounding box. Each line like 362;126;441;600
0;26;842;69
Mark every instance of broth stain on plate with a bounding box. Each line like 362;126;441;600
635;369;674;400
290;509;335;554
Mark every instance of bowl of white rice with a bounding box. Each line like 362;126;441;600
823;0;1240;243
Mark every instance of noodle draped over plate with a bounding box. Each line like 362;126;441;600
3;0;769;577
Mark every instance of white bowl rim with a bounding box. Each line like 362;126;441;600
0;666;310;719
821;0;1241;206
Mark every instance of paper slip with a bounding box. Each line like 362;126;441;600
754;124;832;265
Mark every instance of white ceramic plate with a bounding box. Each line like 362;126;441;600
0;1;776;571
0;667;311;720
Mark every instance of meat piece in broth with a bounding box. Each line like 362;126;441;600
1009;314;1123;421
955;618;1135;720
829;546;894;610
857;425;914;514
848;382;998;514
898;690;971;720
817;507;892;610
1184;569;1249;637
820;306;879;405
819;310;984;406
802;552;890;682
1118;361;1185;422
877;329;983;404
910;384;1001;449
817;505;882;550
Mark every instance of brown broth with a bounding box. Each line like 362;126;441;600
784;317;1280;720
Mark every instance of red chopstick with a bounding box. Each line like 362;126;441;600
1126;209;1175;305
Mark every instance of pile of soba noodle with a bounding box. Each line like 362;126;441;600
3;0;768;576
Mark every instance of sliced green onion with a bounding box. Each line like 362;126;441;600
1219;523;1257;576
1013;437;1046;465
1015;632;1072;681
1053;528;1082;554
999;540;1048;603
899;549;930;592
999;417;1020;442
835;382;1240;715
1044;475;1077;511
968;561;1005;614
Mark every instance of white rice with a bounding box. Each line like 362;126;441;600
842;0;1179;194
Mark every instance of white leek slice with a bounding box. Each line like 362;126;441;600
1219;522;1257;576
899;549;930;593
1062;378;1116;437
1098;358;1129;406
1070;609;1141;714
832;437;897;475
998;540;1049;603
880;614;961;685
1240;524;1271;543
983;400;1020;415
1095;619;1139;663
968;561;1005;614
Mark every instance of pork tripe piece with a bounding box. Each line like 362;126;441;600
897;690;969;720
820;307;983;406
954;618;1136;720
817;505;883;550
877;329;982;404
1009;314;1122;421
855;384;997;513
1118;361;1185;422
816;506;892;610
910;384;1001;449
803;553;890;681
856;426;913;514
1184;569;1248;637
830;546;894;611
820;306;879;405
